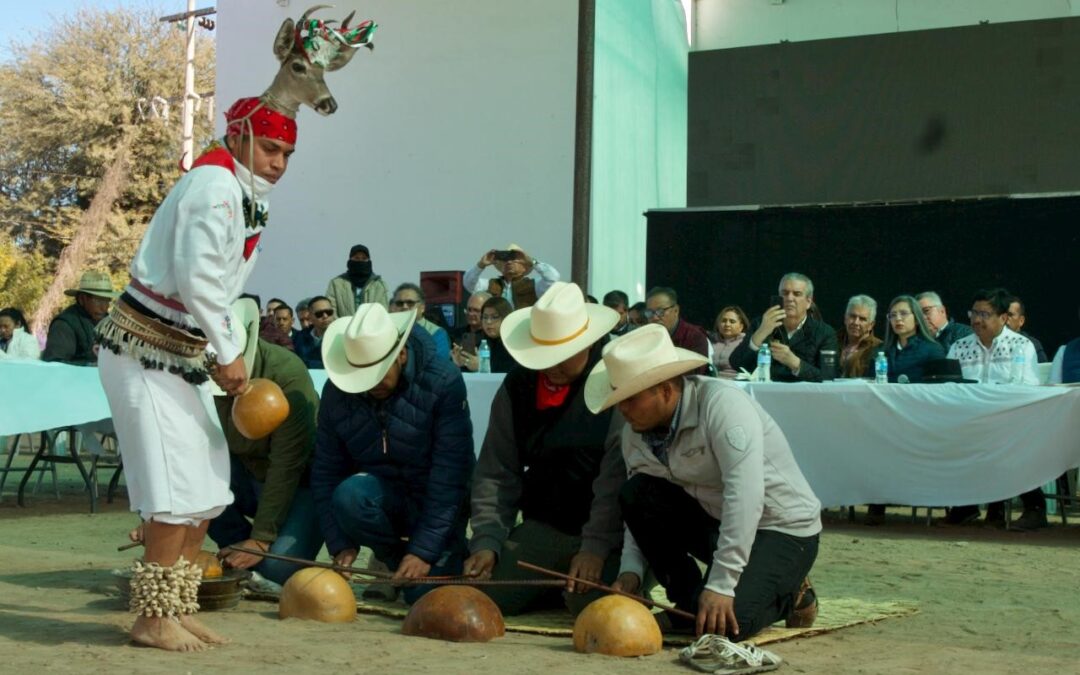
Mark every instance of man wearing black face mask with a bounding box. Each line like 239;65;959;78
326;244;390;317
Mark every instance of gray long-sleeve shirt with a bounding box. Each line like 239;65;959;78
619;376;822;597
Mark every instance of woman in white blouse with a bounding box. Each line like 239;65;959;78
0;307;41;360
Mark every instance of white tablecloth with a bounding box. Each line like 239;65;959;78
0;361;504;458
742;380;1080;507
4;361;1079;507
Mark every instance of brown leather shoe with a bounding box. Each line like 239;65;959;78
786;577;818;628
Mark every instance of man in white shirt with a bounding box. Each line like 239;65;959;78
945;288;1046;530
586;325;822;639
462;244;560;309
96;97;297;651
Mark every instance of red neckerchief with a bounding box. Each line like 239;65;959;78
190;143;261;261
536;372;571;410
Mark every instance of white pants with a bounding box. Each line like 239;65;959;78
98;350;233;522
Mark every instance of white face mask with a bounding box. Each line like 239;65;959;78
232;158;275;201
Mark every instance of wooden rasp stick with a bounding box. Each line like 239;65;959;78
516;559;696;620
225;546;565;587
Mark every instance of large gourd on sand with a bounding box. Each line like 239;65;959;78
401;586;505;642
573;595;663;657
279;568;357;623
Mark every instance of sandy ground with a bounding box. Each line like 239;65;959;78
1;484;1079;674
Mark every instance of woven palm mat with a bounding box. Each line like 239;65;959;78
246;585;917;647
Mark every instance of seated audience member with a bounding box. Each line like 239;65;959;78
265;297;286;317
451;291;491;352
730;273;838;382
326;244;390;316
603;290;633;337
455;297;516;373
946;288;1044;529
43;271;118;365
645;287;709;361
588;325;821;639
311;303;474;603
296;298;312;330
1049;306;1080;384
293;296;335;369
259;315;294;351
0;307;41;360
464;282;626;615
391;283;450;360
208;300;322;585
463;244;560;309
711;306;750;379
837;295;882;378
273;303;303;346
1005;295;1048;363
628;302;648;327
884;295;945;383
916;291;973;353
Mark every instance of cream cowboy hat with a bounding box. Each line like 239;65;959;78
500;281;619;370
584;324;709;413
322;302;417;394
64;270;119;299
209;297;260;396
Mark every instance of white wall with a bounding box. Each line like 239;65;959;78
217;0;578;307
694;0;1079;51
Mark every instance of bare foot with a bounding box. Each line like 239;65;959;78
179;614;230;645
130;615;208;652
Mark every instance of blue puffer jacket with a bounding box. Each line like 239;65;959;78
311;326;474;561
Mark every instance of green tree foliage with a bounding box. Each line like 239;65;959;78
0;5;215;316
0;232;50;314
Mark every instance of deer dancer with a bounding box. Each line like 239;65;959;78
94;6;375;652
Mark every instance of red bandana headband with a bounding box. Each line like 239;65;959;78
224;96;298;146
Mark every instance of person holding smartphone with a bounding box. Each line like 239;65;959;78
462;244;561;310
729;273;838;382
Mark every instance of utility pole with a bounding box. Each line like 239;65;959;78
159;4;216;169
181;0;196;170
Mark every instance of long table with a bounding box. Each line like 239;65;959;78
3;361;1079;507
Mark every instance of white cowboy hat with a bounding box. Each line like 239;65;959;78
321;302;417;394
500;281;618;371
209;297;260;396
584;324;709;413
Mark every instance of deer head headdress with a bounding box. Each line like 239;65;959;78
261;4;377;118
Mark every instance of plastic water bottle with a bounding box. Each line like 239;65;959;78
874;352;888;384
756;343;771;382
1009;347;1025;384
477;339;491;373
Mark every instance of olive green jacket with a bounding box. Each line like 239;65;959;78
214;339;319;542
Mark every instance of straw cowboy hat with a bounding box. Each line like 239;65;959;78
209;297;261;396
322;302;417;394
64;270;119;299
500;281;619;370
584;324;709;413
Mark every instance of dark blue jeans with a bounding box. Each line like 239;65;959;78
620;473;819;641
331;473;467;604
207;457;323;586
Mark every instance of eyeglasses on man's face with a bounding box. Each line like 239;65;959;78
886;310;913;321
644;305;674;320
392;299;418;309
312;309;335;319
967;309;994;321
920;304;941;316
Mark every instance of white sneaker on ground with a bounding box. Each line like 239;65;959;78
679;634;783;674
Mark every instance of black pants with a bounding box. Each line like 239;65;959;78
620;473;819;641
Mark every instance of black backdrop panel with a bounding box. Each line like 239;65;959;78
645;197;1080;355
688;17;1080;206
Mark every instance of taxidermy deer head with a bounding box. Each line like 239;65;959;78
262;4;376;118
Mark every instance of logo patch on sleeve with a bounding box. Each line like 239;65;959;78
726;425;749;452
